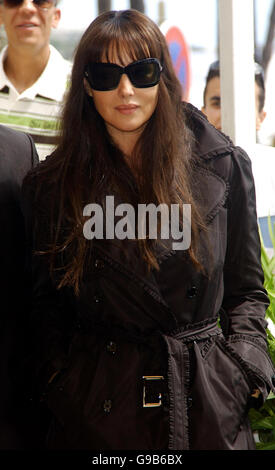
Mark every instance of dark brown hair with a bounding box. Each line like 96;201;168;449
30;9;204;294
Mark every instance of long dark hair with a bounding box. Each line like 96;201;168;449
29;9;204;294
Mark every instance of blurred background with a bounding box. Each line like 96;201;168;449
0;0;274;141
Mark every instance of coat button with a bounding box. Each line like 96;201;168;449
94;295;100;304
103;399;112;413
187;286;197;299
106;341;117;355
95;259;104;270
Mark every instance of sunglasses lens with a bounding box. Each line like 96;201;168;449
129;61;161;88
86;64;120;91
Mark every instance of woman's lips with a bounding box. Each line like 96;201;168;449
115;105;139;115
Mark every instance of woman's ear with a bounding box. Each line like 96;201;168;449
84;78;93;98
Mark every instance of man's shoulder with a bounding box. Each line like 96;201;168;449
0;124;30;146
0;126;38;179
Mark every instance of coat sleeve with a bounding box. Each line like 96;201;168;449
21;176;75;397
221;146;275;400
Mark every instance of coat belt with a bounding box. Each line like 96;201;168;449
77;315;221;450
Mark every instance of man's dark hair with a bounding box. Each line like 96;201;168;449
203;61;220;107
203;60;265;112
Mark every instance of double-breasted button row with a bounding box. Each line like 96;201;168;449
102;341;116;413
93;260;104;307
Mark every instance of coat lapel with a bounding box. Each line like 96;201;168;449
192;163;229;226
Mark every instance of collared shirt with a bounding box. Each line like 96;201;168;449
0;45;72;160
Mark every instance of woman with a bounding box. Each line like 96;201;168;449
22;9;275;450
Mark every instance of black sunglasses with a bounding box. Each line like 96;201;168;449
0;0;56;10
84;58;163;91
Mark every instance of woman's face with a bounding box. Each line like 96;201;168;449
85;51;159;153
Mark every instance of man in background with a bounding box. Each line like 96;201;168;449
201;60;266;135
0;0;71;160
201;60;274;253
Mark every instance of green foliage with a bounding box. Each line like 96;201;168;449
249;393;275;449
248;219;275;450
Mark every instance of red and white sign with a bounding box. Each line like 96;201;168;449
160;22;191;101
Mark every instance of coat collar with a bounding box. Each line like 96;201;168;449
183;102;231;224
182;102;235;160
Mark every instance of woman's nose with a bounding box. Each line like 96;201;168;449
117;74;135;97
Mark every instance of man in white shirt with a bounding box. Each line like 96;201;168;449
0;0;71;160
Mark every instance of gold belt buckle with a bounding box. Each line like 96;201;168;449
142;375;164;408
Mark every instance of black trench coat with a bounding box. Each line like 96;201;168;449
23;103;275;450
